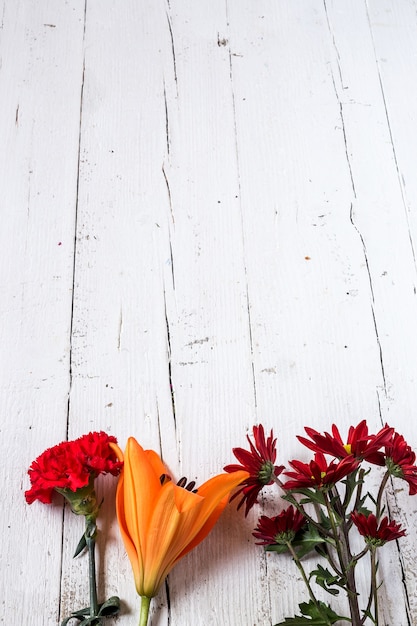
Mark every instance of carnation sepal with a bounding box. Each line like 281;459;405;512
61;595;120;625
273;600;348;625
56;475;100;520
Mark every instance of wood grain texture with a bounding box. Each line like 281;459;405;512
0;1;84;624
2;0;417;624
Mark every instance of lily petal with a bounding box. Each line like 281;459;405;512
114;437;249;600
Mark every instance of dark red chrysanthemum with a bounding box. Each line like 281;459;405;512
25;431;123;505
224;424;285;516
384;431;417;495
283;452;359;491
351;511;406;546
297;420;394;465
253;505;306;546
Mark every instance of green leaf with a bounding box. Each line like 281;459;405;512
97;596;120;617
73;533;87;558
361;607;375;622
309;564;346;596
61;606;90;624
61;597;120;625
366;490;378;507
265;524;331;559
274;600;349;625
317;509;331;531
295;525;333;559
283;488;326;506
265;543;290;554
354;503;373;517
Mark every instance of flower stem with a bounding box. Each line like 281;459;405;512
85;518;99;620
139;596;151;626
324;492;361;626
376;470;390;519
286;542;332;624
370;547;379;625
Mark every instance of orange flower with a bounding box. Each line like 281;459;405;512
111;438;248;610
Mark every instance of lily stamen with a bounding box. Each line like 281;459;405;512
159;473;172;485
177;476;198;492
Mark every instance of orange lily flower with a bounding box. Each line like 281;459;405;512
110;437;248;625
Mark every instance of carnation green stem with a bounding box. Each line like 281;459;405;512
139;596;151;626
86;518;99;620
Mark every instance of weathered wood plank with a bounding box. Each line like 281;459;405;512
60;0;179;620
2;0;417;624
0;0;85;624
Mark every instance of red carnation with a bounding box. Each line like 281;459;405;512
25;431;123;622
25;431;123;505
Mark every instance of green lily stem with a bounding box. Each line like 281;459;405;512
85;518;99;621
139;596;151;626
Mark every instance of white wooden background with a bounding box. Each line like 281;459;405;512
2;0;417;624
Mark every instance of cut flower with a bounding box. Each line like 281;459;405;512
284;451;359;491
224;424;285;515
297;420;394;465
229;422;417;626
111;437;249;600
351;511;406;546
25;431;123;507
25;431;123;625
253;506;306;546
384;431;417;495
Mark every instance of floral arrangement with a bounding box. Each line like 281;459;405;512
225;421;417;626
25;432;248;626
25;421;416;625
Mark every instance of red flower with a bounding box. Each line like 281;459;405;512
297;420;394;465
253;506;306;546
25;431;123;505
384;431;417;495
351;511;406;546
224;425;285;516
283;452;359;491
